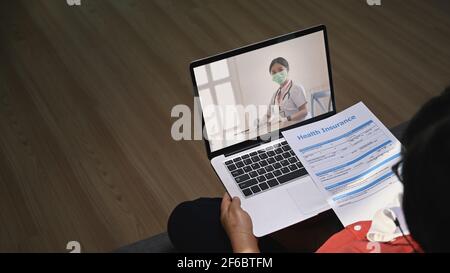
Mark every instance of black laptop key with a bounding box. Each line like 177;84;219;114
251;163;260;170
251;156;261;162
233;157;241;162
278;169;307;184
242;188;253;197
281;141;288;146
231;169;244;177
282;152;291;159
267;179;279;188
267;157;276;164
273;162;282;169
257;168;266;175
243;166;252;172
250;152;257;156
249;171;258;178
282;145;290;151
275;155;283;161
225;160;233;165
265;173;274;179
259;160;268;167
227;164;237;171
239;178;258;189
289;164;298;171
257;175;266;182
275;148;283;154
281;160;289;166
290;151;296;156
236;161;244;168
260;153;268;159
265;165;274;172
267;151;276;157
288;157;298;164
257;149;265;154
235;174;250;183
244;158;253;165
273;170;282;177
296;162;304;169
259;182;269;191
298;167;308;176
251;185;261;193
242;154;250;159
281;167;290;174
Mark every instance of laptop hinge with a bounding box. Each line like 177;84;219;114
224;142;261;158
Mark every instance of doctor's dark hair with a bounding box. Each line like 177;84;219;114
269;57;289;73
401;86;450;252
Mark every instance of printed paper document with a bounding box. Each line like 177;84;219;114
282;102;403;226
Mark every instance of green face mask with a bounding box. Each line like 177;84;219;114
272;70;288;85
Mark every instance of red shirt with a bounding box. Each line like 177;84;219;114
316;221;422;253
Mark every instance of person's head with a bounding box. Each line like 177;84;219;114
401;86;450;252
269;57;289;85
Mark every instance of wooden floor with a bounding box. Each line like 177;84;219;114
0;0;449;252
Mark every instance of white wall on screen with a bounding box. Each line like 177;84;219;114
232;31;330;109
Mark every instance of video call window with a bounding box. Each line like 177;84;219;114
194;31;333;152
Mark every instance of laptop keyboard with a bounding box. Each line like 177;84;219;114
225;141;308;198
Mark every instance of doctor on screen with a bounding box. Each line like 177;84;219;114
266;57;308;124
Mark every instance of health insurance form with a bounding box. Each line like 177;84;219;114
283;102;403;226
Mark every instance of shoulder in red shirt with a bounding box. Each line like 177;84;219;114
316;221;422;253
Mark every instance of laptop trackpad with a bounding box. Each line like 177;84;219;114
287;180;329;215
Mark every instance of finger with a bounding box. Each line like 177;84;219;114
230;196;242;212
221;192;231;214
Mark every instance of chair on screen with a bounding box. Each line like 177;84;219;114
311;90;332;118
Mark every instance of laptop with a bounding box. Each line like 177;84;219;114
189;25;336;237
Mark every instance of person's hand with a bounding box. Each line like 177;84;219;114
220;193;260;253
267;114;278;124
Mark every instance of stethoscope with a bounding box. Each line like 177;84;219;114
271;81;293;117
272;81;293;105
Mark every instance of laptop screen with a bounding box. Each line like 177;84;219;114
192;29;334;153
